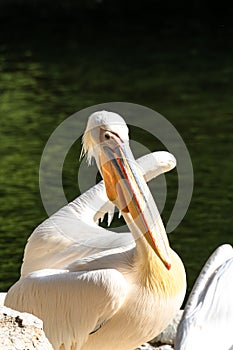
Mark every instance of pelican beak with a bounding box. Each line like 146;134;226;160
98;130;171;270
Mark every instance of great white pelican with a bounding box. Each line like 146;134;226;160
5;111;186;350
175;244;233;350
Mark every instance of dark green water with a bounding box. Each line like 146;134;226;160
0;23;233;298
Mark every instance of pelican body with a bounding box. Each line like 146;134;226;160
5;111;186;350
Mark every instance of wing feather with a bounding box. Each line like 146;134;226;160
5;268;128;350
175;244;233;350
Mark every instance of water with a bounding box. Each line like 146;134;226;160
0;21;233;298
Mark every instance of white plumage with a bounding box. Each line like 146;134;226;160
175;244;233;350
5;111;186;350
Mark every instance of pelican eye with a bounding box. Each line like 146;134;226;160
104;132;111;140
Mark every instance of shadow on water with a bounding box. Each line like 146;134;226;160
0;5;233;302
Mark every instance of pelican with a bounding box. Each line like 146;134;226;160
175;244;233;350
5;111;186;350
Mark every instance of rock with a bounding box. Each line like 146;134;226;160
0;305;53;350
149;310;183;346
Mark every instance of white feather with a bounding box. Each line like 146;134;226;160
175;244;233;350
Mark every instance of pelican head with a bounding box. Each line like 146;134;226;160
82;110;171;269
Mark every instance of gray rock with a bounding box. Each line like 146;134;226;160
149;310;183;346
0;306;53;349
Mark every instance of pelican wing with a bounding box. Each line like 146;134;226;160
21;151;176;276
5;268;128;350
21;182;134;276
137;151;176;182
175;244;233;350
